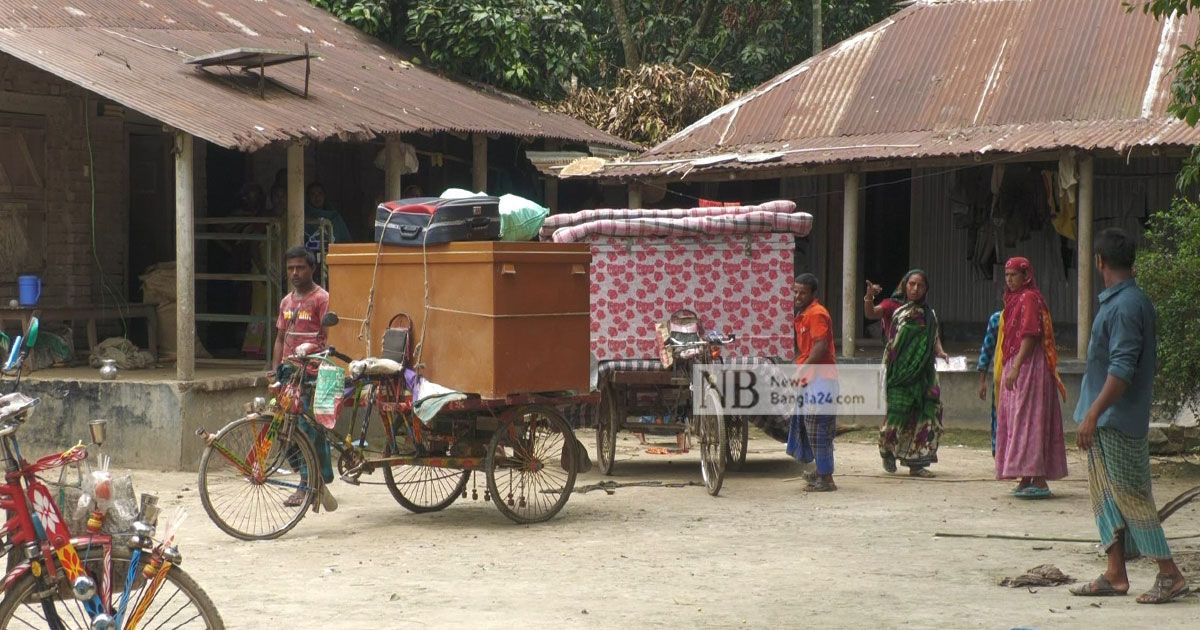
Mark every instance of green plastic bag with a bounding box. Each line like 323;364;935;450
498;194;549;241
313;363;345;429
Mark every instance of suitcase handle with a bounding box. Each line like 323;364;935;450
398;225;421;238
468;216;492;229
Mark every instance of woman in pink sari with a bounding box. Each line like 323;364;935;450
995;257;1068;498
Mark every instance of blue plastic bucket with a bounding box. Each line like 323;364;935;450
17;274;41;307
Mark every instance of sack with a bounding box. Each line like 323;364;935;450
497;194;549;242
375;196;501;247
313;363;346;429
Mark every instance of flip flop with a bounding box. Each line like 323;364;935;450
1137;574;1191;604
1070;575;1128;597
1015;486;1052;499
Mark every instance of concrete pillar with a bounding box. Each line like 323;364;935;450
628;182;643;209
385;136;404;201
287;141;305;248
841;172;860;358
174;132;195;381
472;133;488;192
1077;154;1095;360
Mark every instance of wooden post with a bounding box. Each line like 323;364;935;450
1077;154;1095;360
287;141;305;248
472;133;488;192
174;132;195;381
841;172;860;358
812;0;823;55
543;140;560;212
544;176;559;213
385;136;404;201
628;182;643;209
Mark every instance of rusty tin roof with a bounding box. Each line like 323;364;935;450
0;0;636;151
598;0;1200;179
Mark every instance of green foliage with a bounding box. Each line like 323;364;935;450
1137;198;1200;421
405;0;597;98
306;0;902;139
310;0;400;39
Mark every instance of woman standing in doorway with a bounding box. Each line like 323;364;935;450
995;257;1068;498
865;270;947;477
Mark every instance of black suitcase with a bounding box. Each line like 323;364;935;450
375;196;501;246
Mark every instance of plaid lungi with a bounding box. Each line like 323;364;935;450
1087;428;1172;560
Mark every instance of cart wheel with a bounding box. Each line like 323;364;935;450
198;414;318;540
595;387;619;475
382;443;470;513
724;414;749;471
696;388;727;496
486;405;578;524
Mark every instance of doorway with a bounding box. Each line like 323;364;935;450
862;170;911;339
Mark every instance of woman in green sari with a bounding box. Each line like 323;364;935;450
865;270;947;477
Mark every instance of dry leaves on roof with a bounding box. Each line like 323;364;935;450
548;63;731;146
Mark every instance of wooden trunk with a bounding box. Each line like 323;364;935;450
325;242;591;398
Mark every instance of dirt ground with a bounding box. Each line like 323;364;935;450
128;429;1200;629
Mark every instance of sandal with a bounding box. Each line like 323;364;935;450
805;477;837;492
1137;574;1191;604
908;467;934;478
1069;575;1128;597
1014;486;1052;499
881;455;897;474
283;487;308;508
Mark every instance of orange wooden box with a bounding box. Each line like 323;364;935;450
325;242;591;398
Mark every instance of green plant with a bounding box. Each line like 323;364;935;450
406;0;597;99
1138;198;1200;422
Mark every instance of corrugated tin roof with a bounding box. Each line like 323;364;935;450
599;0;1200;178
0;0;637;151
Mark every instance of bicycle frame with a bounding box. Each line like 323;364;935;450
0;431;115;619
206;352;405;497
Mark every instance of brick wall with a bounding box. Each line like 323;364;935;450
0;54;128;309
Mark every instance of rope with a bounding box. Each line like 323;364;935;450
425;306;588;319
358;213;401;355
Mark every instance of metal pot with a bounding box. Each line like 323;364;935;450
99;359;119;381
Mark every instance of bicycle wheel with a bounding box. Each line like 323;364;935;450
696;388;727;496
595;388;619;476
724;414;749;471
197;414;318;540
0;545;224;629
382;440;470;513
486;406;578;524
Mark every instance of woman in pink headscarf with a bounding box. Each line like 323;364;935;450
995;257;1068;498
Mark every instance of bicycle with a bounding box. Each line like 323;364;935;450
197;313;587;539
0;317;224;629
594;309;736;496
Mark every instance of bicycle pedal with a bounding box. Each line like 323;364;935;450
339;472;361;486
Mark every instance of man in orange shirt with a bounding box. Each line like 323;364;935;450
787;273;839;492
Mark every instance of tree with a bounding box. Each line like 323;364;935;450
307;1;902;139
1137;2;1200;423
1137;199;1200;422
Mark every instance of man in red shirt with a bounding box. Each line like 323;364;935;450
787;273;839;492
272;247;330;367
272;246;336;510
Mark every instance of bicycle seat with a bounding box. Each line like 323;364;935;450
0;392;38;422
349;357;404;378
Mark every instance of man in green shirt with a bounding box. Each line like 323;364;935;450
1070;228;1188;604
